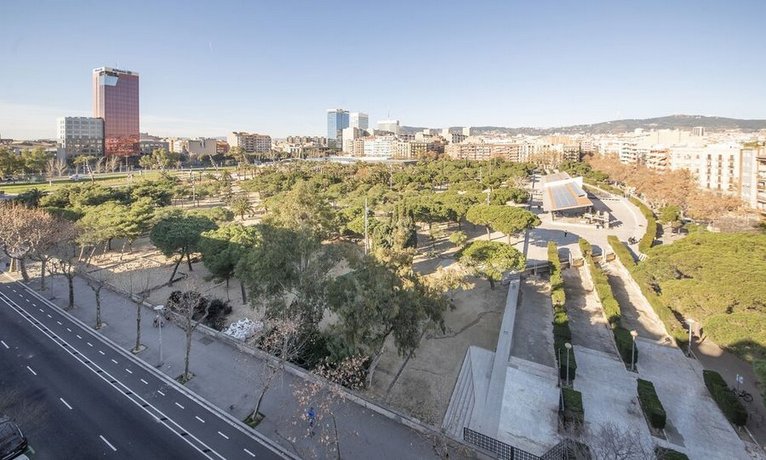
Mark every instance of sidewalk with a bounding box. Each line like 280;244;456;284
17;272;476;460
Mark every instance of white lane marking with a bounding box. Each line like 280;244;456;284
24;298;30;302
0;340;8;349
140;378;148;385
57;321;62;325
244;448;256;457
66;328;72;332
195;416;205;423
174;402;185;409
111;359;118;364
39;308;44;312
60;398;73;410
217;431;229;440
157;390;165;396
11;289;16;293
26;366;37;376
99;435;117;451
125;368;133;374
46;314;52;318
76;334;82;339
87;342;93;347
98;350;105;355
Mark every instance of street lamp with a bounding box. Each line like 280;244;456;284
564;342;572;386
686;319;695;358
630;330;638;371
153;305;165;367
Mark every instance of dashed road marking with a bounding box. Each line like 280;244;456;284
157;390;165;396
46;314;52;318
87;342;93;347
0;340;8;349
76;334;82;339
99;350;105;355
175;402;184;409
217;431;229;440
111;359;118;364
195;416;205;423
140;379;148;385
39;308;44;313
60;398;72;410
125;368;133;374
26;366;37;376
56;321;62;325
66;328;72;332
244;448;256;457
99;435;117;451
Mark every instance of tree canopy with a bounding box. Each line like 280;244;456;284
458;240;526;289
149;214;218;285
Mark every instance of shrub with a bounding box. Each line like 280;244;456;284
586;256;621;326
607;235;636;268
561;387;584;427
754;360;766;405
637;378;666;430
703;370;748;426
613;327;638;367
548;241;566;308
629;197;657;254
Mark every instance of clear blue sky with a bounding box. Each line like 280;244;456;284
1;0;765;139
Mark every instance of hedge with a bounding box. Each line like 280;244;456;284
655;447;689;460
561;387;584;427
553;305;577;382
607;235;689;348
613;326;638;367
637;378;667;430
629;197;657;254
703;370;748;426
586;255;621;326
578;238;592;258
548;241;565;308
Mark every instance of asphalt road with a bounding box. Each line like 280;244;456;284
0;279;290;460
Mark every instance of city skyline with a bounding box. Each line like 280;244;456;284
2;0;766;139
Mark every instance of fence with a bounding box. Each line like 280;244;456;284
463;427;540;460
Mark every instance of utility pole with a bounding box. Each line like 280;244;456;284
364;197;369;255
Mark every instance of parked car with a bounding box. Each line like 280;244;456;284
0;416;28;460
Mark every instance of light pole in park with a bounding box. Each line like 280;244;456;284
564;342;572;386
154;305;165;367
630;330;638;371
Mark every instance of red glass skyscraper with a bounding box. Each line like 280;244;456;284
92;67;139;157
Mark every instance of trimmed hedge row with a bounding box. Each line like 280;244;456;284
549;241;577;382
629;197;657;254
613;326;638;366
607;235;689;348
703;370;748;426
637;378;667;430
578;238;592;258
548;241;565;308
561;387;584;427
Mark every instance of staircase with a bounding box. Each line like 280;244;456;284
443;349;476;438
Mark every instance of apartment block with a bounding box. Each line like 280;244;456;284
227;132;272;153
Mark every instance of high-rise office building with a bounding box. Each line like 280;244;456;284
327;109;349;148
93;67;140;157
350;112;369;130
377;119;400;135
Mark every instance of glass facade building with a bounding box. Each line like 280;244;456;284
327;109;349;148
93;67;139;157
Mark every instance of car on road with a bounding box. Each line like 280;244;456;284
0;416;28;460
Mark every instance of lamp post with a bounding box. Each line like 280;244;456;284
564;342;572;386
630;330;638;371
153;305;165;367
686;319;695;358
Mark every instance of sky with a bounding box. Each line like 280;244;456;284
1;0;765;139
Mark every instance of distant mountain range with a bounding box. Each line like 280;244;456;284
401;115;766;136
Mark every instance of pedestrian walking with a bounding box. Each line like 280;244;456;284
564;231;568;238
307;406;316;436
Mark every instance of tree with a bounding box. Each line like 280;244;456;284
120;273;152;354
29;216;77;291
0;204;58;281
0;147;21;177
166;289;212;382
263;181;336;239
20;148;49;176
448;230;468;248
229;194;254;220
199;224;260;302
84;269;111;329
466;204;540;243
47;237;81;310
149;215;218;285
466;204;495;240
458;240;525;289
236;225;337;330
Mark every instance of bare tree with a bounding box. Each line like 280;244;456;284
165;284;211;383
30;218;77;291
106;155;120;173
0;204;56;282
573;422;654;460
83;268;111;330
120;273;152;354
47;239;81;310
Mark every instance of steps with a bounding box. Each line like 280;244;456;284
443;349;477;439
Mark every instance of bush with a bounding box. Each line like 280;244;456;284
613;327;638;367
637;379;667;430
548;241;566;308
703;370;748;426
655;447;689;460
607;235;636;268
586;256;621;326
629;197;657;254
561;387;584;427
578;238;592;257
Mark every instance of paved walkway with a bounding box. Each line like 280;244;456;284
13;272;475;460
510;278;556;368
562;266;617;357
